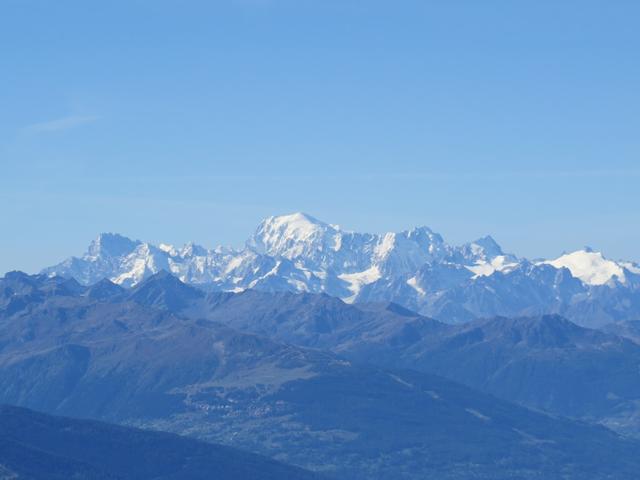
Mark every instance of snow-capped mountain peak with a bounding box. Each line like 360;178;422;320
372;227;448;274
87;233;140;259
159;243;177;256
246;212;340;259
40;213;640;326
178;241;209;258
545;249;627;286
457;235;509;263
469;235;503;258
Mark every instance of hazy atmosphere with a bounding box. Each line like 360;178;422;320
2;0;639;274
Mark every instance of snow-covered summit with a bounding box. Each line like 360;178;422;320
41;213;640;326
545;249;627;286
87;233;140;259
247;212;340;259
464;236;504;261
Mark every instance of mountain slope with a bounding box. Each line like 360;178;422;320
0;405;320;480
115;274;640;437
2;273;640;478
403;315;640;435
41;213;640;326
602;320;640;344
213;298;640;436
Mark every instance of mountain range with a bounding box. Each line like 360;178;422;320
43;212;640;326
3;271;640;479
86;270;640;438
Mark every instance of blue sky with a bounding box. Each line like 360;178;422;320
1;0;639;273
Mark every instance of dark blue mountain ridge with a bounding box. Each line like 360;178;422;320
99;270;640;437
85;277;126;301
1;272;640;478
129;269;204;311
0;404;321;480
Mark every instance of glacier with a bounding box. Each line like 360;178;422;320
41;212;640;326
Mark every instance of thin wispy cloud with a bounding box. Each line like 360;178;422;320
24;115;99;134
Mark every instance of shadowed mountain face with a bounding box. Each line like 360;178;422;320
102;273;640;437
128;269;205;311
399;315;640;435
3;272;640;479
602;320;640;344
210;299;640;436
0;405;321;480
192;289;449;354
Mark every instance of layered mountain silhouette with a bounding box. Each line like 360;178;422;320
41;213;640;326
68;270;640;437
0;405;321;480
2;272;640;478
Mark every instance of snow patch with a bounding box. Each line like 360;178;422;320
374;233;396;261
466;255;519;278
406;276;426;295
339;266;382;303
544;250;626;286
621;262;640;275
159;243;177;255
